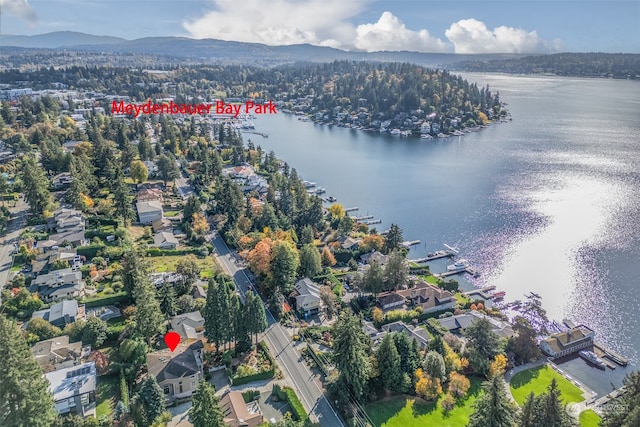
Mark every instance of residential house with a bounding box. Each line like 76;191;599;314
45;362;97;418
151;217;173;233
52;172;73;189
29;268;86;302
360;250;388;266
137;188;163;203
381;321;431;350
137;200;164;224
192;280;207;299
153;231;179;249
540;325;595;359
32;300;86;328
398;282;455;314
293;278;321;315
31;247;82;276
340;236;362;251
220;390;263;427
49;208;85;233
222;165;269;194
61;140;85;152
146;340;204;401
32;336;90;371
377;292;405;310
437;310;514;339
149;272;184;288
170;311;205;341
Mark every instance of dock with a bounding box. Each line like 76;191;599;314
409;247;458;263
351;215;374;221
463;285;496;300
344;207;359;213
362;219;382;225
435;267;479;278
241;131;269;138
594;342;629;367
402;240;421;248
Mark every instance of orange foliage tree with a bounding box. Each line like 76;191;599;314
248;238;274;276
488;354;508;377
415;368;442;401
321;247;336;266
448;371;471;397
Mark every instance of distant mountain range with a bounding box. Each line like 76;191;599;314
0;31;524;68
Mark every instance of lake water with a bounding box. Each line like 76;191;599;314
248;73;640;369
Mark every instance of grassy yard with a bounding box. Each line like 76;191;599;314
366;378;482;427
579;409;601;427
147;255;217;279
424;275;440;285
510;365;584;406
96;374;120;418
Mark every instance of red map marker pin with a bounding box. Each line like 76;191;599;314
164;331;181;352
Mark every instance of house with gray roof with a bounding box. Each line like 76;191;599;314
32;300;86;328
170;311;204;340
381;321;431;350
44;361;96;418
32;335;90;371
437;310;514;339
294;278;321;314
29;268;86;302
146;340;204;401
136;200;163;224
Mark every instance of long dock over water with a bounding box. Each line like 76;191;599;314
409;248;457;263
435;267;480;278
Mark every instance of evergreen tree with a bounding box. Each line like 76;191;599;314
393;332;420;377
363;259;384;294
158;281;177;317
20;155;52;216
384;223;403;253
132;275;164;345
519;393;538;427
270;241;300;294
332;311;370;402
467;375;518;427
132;376;166;427
82;316;108;347
190;380;225;427
464;317;502;376
508;316;541;364
298;244;322;278
204;276;225;352
244;290;268;345
0;315;57;427
377;333;403;393
299;225;314;245
112;167;135;225
156;153;180;185
423;350;447;382
383;249;408;291
538;379;574;427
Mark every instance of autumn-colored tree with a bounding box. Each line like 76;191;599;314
415;368;442;401
441;393;456;412
321;246;336;266
191;212;210;237
470;303;478;310
88;350;110;375
448;371;471;397
328;203;345;219
372;306;384;324
489;354;508;377
130;160;149;183
476;302;485;311
361;234;384;252
248;238;273;276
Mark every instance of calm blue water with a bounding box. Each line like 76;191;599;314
247;74;640;369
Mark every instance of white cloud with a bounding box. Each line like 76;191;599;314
354;11;446;52
184;2;445;52
446;18;554;54
183;0;364;48
0;0;37;24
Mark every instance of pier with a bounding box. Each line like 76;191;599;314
362;219;382;225
409;247;458;263
241;130;269;138
344;207;359;213
351;215;374;221
594;342;629;367
435;267;479;278
402;240;421;248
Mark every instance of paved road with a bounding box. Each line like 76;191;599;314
0;200;29;301
210;232;344;427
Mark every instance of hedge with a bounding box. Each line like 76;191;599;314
283;386;308;422
119;369;129;410
145;247;202;257
80;292;129;308
231;368;275;386
242;389;260;403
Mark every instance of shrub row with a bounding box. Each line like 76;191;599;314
230;368;275;386
119;369;129;410
241;389;260;403
273;384;309;422
80;292;129;308
145;247;202;257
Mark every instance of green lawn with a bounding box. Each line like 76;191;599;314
96;374;120;418
147;255;217;278
579;409;601;427
424;275;440;285
366;378;482;427
510;365;584;406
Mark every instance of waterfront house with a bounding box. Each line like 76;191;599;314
32;300;85;328
45;362;97;418
220;390;263;427
146;340;204;401
540;325;595;358
377;292;406;310
293;278;321;315
340;236;362;250
137;200;164;224
360;250;388;266
398;282;455;313
437;310;514;339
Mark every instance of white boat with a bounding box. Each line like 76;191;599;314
579;350;607;369
401;130;412;137
390;128;401;135
421;134;433;139
315;187;326;194
302;180;316;188
447;259;470;271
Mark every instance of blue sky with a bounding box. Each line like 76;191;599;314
1;0;638;53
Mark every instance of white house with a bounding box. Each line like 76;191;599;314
44;362;97;418
137;200;163;224
294;278;321;314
